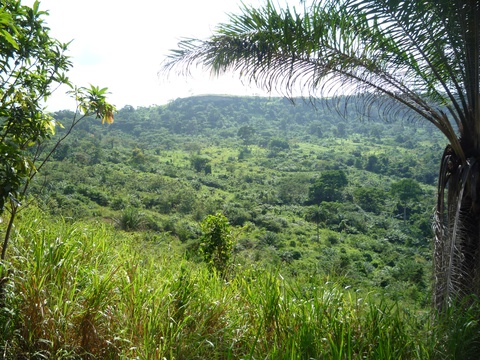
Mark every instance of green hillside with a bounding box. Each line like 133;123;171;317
3;95;471;358
32;95;442;303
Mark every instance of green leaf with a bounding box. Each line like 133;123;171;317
0;29;18;49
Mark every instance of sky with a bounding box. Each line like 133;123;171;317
24;0;285;111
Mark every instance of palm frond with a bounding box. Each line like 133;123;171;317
163;0;473;153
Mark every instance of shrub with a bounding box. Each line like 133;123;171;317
327;234;339;244
259;231;280;248
200;213;234;276
116;207;144;231
77;185;109;206
255;214;287;233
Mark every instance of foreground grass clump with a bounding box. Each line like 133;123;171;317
0;208;465;358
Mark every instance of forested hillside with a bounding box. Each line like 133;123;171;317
29;95;443;305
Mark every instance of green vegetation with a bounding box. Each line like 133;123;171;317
1;94;479;357
0;0;114;308
200;212;234;276
25;96;438;300
0;208;449;358
308;170;348;204
1;0;479;357
164;0;480;311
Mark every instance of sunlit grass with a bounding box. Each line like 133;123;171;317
0;207;475;358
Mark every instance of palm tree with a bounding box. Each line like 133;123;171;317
162;0;480;310
305;205;326;243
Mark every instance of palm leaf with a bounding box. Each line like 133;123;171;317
164;1;469;148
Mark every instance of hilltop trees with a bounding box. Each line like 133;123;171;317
164;0;480;310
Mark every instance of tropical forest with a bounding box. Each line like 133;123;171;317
2;0;480;359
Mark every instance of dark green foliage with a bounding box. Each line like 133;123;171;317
268;138;290;151
391;178;423;205
260;231;280;248
131;147;146;165
308;170;348;204
353;186;386;214
190;155;210;173
434;300;480;359
77;186;109;206
52;143;70;161
238;147;252;160
237;125;255;145
277;174;310;205
391;178;423;222
304;205;327;225
204;164;212;175
223;203;251;226
365;154;388;173
279;250;301;263
304;205;326;242
255;215;287;233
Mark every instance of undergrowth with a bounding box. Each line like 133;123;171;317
0;208;477;359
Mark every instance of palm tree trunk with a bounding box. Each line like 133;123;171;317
434;145;480;310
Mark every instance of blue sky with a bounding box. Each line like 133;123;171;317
24;0;284;111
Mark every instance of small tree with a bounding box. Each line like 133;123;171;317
304;205;326;242
190;155;210;173
0;1;115;296
353;186;386;214
200;213;234;277
237;125;255;145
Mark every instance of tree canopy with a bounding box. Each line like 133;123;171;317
308;170;348;204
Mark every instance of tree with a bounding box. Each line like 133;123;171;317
199;213;234;277
190;155;211;173
267;138;290;152
353;186;385;214
237;125;255;145
304;205;326;243
308;170;348;204
0;1;114;289
277;173;310;205
391;178;423;223
163;0;480;310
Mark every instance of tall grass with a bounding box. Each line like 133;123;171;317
0;207;475;358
